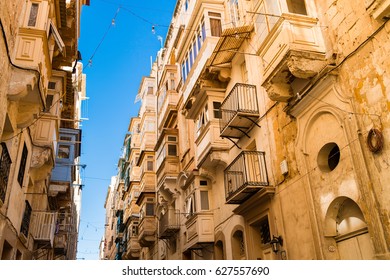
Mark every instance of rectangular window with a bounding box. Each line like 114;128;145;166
57;144;70;159
60;136;72;142
181;63;187;82
168;144;177;156
192;38;198;60
189;47;194;68
20;201;32;237
48;81;56;90
204;104;209;123
259;216;271;244
147;86;154;95
131;223;139;236
185;57;190;76
28;3;39;27
257;0;281;42
201;20;206;41
197;30;202;52
229;0;240;27
167;136;177;142
44;94;54;113
209;12;222;37
170;73;175;90
185;195;195;218
0;143;12;203
200;191;209;210
200;180;208;186
146;203;154;216
17;143;28;187
213;102;222;119
286;0;307;15
147;161;154;171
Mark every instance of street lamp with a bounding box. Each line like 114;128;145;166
270;235;283;253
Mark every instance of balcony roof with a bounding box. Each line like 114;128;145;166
207;25;254;67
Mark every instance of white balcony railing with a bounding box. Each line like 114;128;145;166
30;212;58;247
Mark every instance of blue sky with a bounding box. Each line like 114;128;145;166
76;0;177;260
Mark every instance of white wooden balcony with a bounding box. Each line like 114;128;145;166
195;120;229;168
30;212;58;247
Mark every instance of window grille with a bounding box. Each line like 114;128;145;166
17;143;28;187
20;201;32;237
0;143;12;203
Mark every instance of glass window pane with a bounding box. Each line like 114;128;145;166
28;3;39;27
147;161;153;171
146;203;154;216
200;191;209;210
58;145;70;159
286;0;307;15
210;18;222;37
168;144;177;156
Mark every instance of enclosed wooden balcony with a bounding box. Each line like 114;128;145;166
125;236;141;259
138;216;157;247
30;212;58;247
219;83;260;140
54;233;67;253
157;64;179;129
159;209;180;239
158;91;178;129
196;120;229;168
156;130;180;185
183;212;214;251
116;210;125;237
140;131;156;151
139;172;156;193
224;151;269;204
129;166;141;183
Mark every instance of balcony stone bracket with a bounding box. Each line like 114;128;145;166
262;51;328;102
183;68;229;119
199;168;216;184
8;67;43;128
30;145;53;181
158;180;181;207
178;171;191;189
198;149;230;171
8;68;39;100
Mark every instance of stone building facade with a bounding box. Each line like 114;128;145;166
102;0;390;260
1;0;88;260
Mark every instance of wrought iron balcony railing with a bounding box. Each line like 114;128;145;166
159;209;180;239
219;83;260;141
224;151;269;204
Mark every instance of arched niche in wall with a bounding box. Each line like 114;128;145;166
214;231;226;260
324;196;374;259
